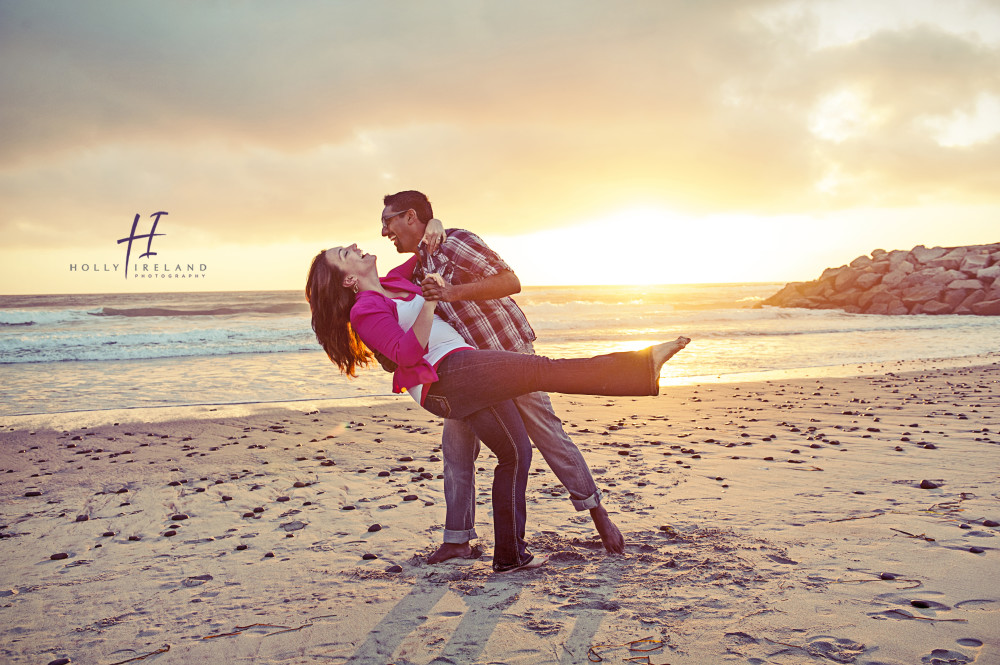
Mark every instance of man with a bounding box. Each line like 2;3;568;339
380;190;624;563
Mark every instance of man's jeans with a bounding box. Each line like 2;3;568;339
431;343;657;544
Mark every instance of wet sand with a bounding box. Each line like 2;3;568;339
1;361;999;664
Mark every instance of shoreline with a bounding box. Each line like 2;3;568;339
2;361;999;663
4;350;998;428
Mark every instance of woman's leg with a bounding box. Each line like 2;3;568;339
425;337;689;421
462;400;534;572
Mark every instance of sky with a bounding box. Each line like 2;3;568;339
1;0;998;294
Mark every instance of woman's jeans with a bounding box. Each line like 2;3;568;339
423;348;657;421
460;399;533;571
422;347;657;570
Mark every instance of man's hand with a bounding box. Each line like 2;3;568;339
422;269;520;302
421;273;450;302
419;218;446;254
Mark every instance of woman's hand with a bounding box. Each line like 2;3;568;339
419;219;446;254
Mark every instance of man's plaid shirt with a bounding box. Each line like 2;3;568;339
414;228;536;352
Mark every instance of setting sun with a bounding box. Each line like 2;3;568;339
487;207;714;286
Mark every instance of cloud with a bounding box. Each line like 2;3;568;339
1;0;998;252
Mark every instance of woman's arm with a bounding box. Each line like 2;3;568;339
420;218;446;254
409;296;437;348
410;273;444;346
350;295;428;369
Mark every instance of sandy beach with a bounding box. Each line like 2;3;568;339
2;361;999;665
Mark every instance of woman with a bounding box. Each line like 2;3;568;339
306;245;688;572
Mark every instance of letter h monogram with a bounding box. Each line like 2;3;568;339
118;212;167;279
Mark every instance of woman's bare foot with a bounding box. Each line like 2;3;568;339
427;542;473;564
591;505;625;553
651;336;690;374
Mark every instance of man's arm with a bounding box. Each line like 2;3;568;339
421;269;520;302
419;229;521;302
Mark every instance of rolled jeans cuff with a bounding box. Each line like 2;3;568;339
443;527;478;544
569;487;602;511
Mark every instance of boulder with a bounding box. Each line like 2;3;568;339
960;252;990;273
960;290;987;310
870;290;899;307
869;260;892;275
800;281;825;298
857;290;877;310
909;245;948;264
947;279;984;290
971;299;1000;316
881;269;910;289
865;302;889;315
829;290;860;307
887;301;909;315
819;266;847;284
977;265;1000;281
925;247;968;270
895;260;915;275
930;269;967;286
835;268;862;291
850;255;873;269
855;272;882;290
901;284;943;306
858;285;888;309
899;268;945;290
887;250;912;269
762;282;803;306
865;294;907;315
942;289;969;309
921;300;954;315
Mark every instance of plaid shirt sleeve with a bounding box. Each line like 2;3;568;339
416;229;535;351
438;231;511;280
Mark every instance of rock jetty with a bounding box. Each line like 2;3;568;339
762;243;1000;315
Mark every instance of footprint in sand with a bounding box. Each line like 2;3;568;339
870;590;963;622
802;635;867;663
920;643;980;664
954;599;998;611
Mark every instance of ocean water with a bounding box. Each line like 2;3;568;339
2;284;1000;417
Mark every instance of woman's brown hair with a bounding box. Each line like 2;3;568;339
305;250;373;377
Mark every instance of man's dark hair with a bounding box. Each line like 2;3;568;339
384;190;433;224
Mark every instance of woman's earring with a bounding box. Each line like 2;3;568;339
352;283;360;294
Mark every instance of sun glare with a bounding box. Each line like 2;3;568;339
486;207;792;286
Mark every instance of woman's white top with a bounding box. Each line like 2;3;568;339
393;295;471;403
